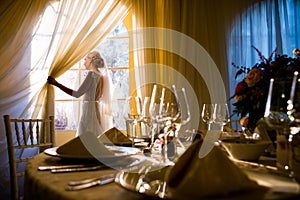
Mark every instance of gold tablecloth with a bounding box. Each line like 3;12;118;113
24;150;300;200
23;153;147;200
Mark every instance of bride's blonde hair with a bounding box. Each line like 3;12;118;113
88;51;104;69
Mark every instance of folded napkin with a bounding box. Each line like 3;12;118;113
166;139;266;198
98;127;132;146
57;131;114;159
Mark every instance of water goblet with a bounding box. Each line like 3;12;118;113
124;96;143;146
201;103;215;130
286;71;300;179
171;86;191;151
213;103;230;131
264;77;295;174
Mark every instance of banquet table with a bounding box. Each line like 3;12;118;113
24;148;300;200
23;153;150;200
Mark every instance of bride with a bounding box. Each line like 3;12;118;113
48;51;113;137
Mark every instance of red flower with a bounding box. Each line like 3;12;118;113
231;46;300;131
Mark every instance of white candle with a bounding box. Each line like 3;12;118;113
142;97;149;116
289;71;298;104
264;78;274;117
172;85;180;109
135;97;141;115
159;88;165;115
149;84;157;113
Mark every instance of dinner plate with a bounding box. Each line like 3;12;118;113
221;131;241;139
115;161;300;199
44;146;141;160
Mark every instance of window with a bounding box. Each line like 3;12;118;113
54;22;130;130
228;1;300;117
31;2;132;131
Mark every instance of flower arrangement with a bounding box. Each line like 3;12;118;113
232;46;300;132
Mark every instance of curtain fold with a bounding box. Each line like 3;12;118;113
131;0;244;130
0;0;131;198
41;0;131;119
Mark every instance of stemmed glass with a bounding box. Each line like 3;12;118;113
158;86;191;163
140;96;153;145
213;103;230;131
201;103;215;130
287;71;300;179
171;86;191;149
264;76;296;175
124;96;143;146
145;85;191;164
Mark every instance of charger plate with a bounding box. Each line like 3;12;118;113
44;146;140;160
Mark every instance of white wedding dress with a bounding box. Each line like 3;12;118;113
73;70;113;137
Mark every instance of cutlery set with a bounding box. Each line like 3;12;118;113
38;165;116;190
37;152;147;191
38;164;108;173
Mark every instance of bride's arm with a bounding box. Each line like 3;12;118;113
48;72;93;98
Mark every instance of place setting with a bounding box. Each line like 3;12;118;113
112;98;300;200
41;127;147;176
38;83;300;199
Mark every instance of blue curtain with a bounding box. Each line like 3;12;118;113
228;0;300;118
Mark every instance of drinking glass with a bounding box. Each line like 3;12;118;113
124;96;143;146
213;103;230;131
140;96;152;145
287;71;300;179
171;86;191;149
201;103;215;130
148;84;161;146
264;77;295;174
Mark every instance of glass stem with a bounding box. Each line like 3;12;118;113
208;123;211;130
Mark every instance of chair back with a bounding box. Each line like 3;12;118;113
4;115;55;200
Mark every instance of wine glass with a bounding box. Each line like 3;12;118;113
201;103;215;130
148;84;161;147
213;103;230;131
140;96;153;145
124;96;143;146
286;71;300;178
264;77;295;174
171;86;191;150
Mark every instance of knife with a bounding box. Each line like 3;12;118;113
51;165;108;173
38;164;95;171
65;174;116;191
68;173;116;186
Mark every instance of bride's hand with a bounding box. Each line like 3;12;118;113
47;76;57;86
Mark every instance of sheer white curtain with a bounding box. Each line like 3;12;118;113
0;0;131;198
227;0;300;115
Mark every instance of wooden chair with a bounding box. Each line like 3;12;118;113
4;115;55;200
